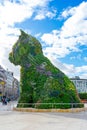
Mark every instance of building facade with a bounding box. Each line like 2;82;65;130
0;65;19;100
0;65;6;98
12;78;20;100
5;70;19;99
5;70;14;98
70;76;87;93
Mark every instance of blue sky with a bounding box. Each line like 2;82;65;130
0;0;87;80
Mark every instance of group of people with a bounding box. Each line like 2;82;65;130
1;96;10;105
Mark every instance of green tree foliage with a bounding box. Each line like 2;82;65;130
79;93;87;99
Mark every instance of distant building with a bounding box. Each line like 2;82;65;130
5;70;19;99
0;65;19;100
5;70;14;98
0;65;6;98
70;76;87;93
12;78;20;99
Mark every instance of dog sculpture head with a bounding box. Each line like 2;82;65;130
9;30;42;66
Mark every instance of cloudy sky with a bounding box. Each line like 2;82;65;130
0;0;87;80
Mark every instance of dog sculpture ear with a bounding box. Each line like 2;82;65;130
19;29;43;55
20;29;28;36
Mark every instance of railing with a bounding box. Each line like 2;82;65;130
16;102;85;109
0;102;87;111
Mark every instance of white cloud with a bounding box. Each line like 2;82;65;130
34;8;57;20
84;57;87;62
70;54;82;60
0;27;20;46
0;27;20;75
58;6;76;19
41;2;87;78
22;0;52;7
0;0;56;43
0;0;56;27
41;30;79;58
0;0;56;45
0;1;87;80
48;56;87;79
61;2;87;37
0;0;56;80
41;2;87;58
0;47;20;80
47;56;76;77
80;73;87;79
0;1;32;26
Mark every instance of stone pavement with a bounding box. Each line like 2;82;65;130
0;111;87;130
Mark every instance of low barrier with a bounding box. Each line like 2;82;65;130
0;102;87;112
13;102;87;113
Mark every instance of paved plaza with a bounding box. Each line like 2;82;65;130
0;102;87;130
0;110;87;130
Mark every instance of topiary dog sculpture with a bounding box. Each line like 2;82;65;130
9;30;82;108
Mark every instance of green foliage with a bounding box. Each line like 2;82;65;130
79;93;87;99
9;30;83;109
